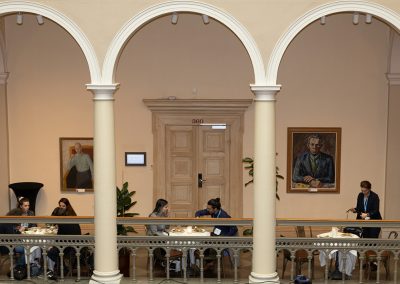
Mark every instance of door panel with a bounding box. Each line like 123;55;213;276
166;126;197;217
198;126;230;211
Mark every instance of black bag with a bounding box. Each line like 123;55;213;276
13;265;27;280
294;275;311;284
343;227;363;237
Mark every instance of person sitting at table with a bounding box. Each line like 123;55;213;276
47;198;81;280
146;199;182;274
6;197;38;269
195;198;238;274
195;198;238;236
146;198;170;236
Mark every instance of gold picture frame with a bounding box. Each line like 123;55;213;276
59;137;94;192
287;127;341;193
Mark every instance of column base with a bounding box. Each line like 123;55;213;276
249;271;280;283
90;269;123;284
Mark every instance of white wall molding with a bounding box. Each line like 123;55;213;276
267;0;400;85
87;84;120;101
251;85;281;101
387;73;400;86
0;1;101;83
0;72;9;85
103;1;265;85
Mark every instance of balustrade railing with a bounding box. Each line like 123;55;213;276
0;217;399;283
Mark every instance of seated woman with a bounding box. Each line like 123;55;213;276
147;199;182;273
47;198;81;279
6;197;39;269
147;198;169;236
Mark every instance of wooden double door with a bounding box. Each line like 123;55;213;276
166;124;230;217
145;99;252;218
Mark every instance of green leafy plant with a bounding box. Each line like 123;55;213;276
116;182;139;235
242;157;284;236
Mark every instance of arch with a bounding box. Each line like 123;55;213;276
267;0;400;85
0;1;101;83
103;1;265;85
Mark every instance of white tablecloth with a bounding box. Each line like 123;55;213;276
169;227;210;266
318;231;359;276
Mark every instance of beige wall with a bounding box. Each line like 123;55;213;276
385;84;400;219
2;2;400;220
5;14;93;215
115;13;254;216
34;0;400;67
276;13;390;218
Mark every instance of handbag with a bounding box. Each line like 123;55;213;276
294;275;311;284
343;227;363;237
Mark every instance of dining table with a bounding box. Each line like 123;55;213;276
317;229;359;277
21;226;58;264
169;226;210;267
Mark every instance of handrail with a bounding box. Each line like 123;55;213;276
1;216;400;228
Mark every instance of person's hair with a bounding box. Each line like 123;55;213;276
207;198;221;210
16;197;30;208
152;199;168;214
360;180;372;190
58;198;77;216
307;134;322;145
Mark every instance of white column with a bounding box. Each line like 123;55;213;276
0;73;10;211
249;85;280;283
87;84;122;284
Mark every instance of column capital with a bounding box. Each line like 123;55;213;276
250;85;281;101
0;72;9;85
86;83;120;101
386;73;400;86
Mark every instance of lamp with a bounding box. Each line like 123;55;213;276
36;14;44;25
171;12;178;24
320;16;326;25
202;14;209;24
365;13;372;24
16;12;23;25
352;12;359;25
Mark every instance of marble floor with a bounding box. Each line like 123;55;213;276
0;249;397;283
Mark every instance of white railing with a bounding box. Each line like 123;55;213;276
0;216;399;283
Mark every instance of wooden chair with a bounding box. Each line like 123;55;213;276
366;231;398;280
281;226;316;279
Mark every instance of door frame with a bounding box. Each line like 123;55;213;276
144;99;252;217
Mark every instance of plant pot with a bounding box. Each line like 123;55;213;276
118;248;130;277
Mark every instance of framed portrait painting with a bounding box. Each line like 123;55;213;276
60;137;94;191
287;127;341;193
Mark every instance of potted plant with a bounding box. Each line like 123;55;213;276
116;182;139;276
242;157;283;236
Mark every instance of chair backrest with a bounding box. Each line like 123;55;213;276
295;226;313;238
388;231;398;239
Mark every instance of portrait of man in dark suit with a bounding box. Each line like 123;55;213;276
287;128;341;193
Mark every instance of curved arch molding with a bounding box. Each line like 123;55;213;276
102;1;266;85
0;1;101;83
267;0;400;85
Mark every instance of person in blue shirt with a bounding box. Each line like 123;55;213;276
195;198;237;236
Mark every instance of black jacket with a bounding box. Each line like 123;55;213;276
355;190;382;220
51;207;81;235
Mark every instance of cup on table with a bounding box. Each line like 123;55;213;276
186;226;193;234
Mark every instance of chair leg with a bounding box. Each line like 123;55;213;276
282;258;287;279
384;259;390;280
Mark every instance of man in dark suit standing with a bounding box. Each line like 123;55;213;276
348;180;382;238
